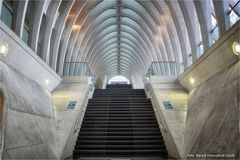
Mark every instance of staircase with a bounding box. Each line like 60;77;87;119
73;84;168;159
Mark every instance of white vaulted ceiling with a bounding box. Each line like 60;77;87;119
1;0;238;84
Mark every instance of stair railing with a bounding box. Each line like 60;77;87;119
146;61;178;77
61;82;95;159
144;82;180;158
63;62;96;86
144;61;178;132
143;61;181;158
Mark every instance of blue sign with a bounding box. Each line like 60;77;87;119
163;101;173;109
67;101;77;109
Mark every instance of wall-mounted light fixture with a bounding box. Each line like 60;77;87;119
232;42;240;56
190;77;195;85
45;79;49;85
0;43;9;56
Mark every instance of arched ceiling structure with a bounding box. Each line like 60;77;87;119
1;0;239;86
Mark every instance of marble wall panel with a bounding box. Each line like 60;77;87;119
184;63;239;159
1;61;53;118
1;61;58;159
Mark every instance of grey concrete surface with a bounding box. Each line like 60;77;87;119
0;82;5;158
147;76;188;158
178;21;239;91
0;62;93;159
0;60;58;159
52;76;94;159
184;62;240;159
0;21;61;92
2;61;53;118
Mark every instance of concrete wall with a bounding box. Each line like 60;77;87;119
0;18;94;159
147;22;240;159
184;62;239;159
0;20;63;159
0;62;94;159
178;21;239;91
178;21;240;159
52;76;94;159
0;78;6;158
146;76;188;158
0;61;59;159
133;75;144;89
0;21;61;92
101;76;108;89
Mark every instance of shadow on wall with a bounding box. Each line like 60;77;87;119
0;89;4;128
0;89;4;158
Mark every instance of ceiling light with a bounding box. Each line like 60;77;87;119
161;15;168;22
0;43;9;56
190;77;195;84
232;42;240;56
155;35;161;43
72;24;81;30
157;26;163;33
68;14;75;18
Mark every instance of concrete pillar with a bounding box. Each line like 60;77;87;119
194;0;213;50
213;0;231;35
12;0;28;38
131;75;136;89
0;0;3;17
178;0;201;63
42;0;61;64
102;75;108;89
29;0;45;52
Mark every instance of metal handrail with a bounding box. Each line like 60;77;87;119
145;61;177;78
63;62;91;76
63;62;96;85
144;83;181;158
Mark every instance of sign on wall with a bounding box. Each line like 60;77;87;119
67;101;77;109
163;101;173;109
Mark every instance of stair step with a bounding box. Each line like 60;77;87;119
82;120;157;124
92;97;148;100
87;104;152;107
87;107;153;109
85;111;154;114
79;131;161;136
75;144;166;150
84;113;155;117
84;117;156;120
87;104;152;106
73;149;167;156
89;100;150;102
76;140;165;145
93;96;146;98
77;135;163;141
80;128;160;132
73;85;167;158
81;124;159;128
86;108;152;111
